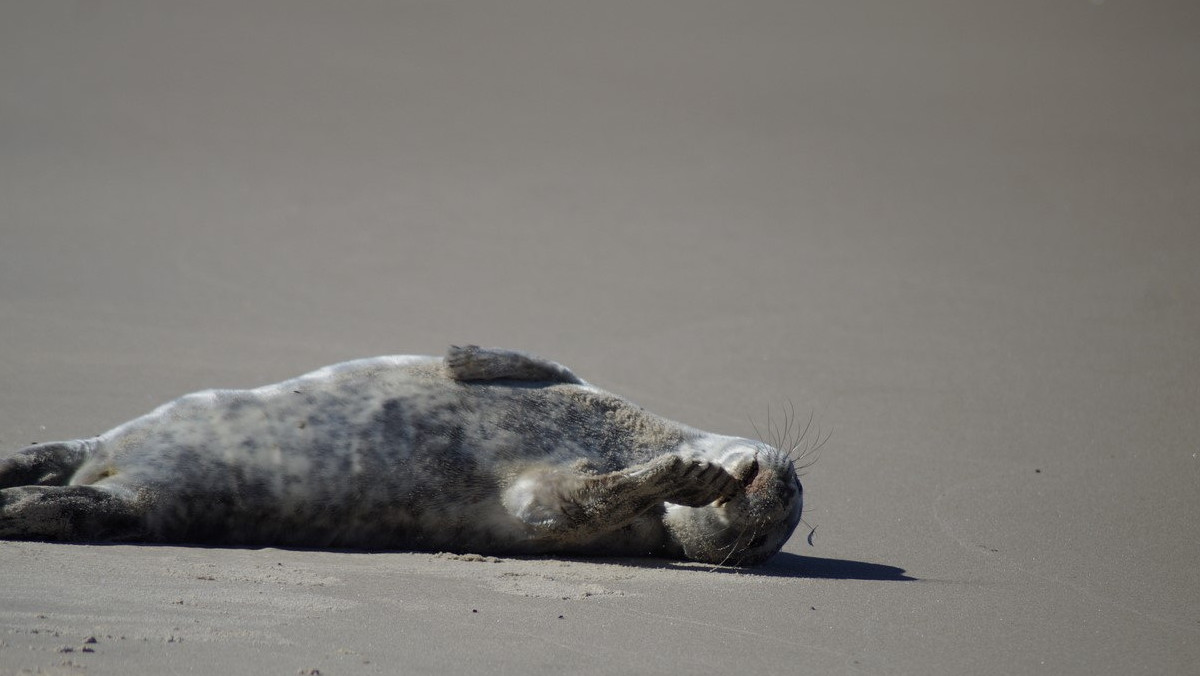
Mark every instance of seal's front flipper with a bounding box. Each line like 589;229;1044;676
0;485;144;542
623;454;743;508
445;345;584;385
504;455;742;539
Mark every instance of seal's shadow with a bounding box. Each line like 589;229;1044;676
753;552;915;580
576;552;915;581
54;542;911;580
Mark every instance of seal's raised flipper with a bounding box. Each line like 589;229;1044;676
505;454;742;539
0;485;144;542
445;345;585;385
0;441;90;489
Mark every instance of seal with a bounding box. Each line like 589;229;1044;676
0;346;804;565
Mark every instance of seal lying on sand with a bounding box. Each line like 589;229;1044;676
0;346;804;566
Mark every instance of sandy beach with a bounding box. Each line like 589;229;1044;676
2;2;1197;674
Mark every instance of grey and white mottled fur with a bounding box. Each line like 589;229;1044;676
0;346;803;566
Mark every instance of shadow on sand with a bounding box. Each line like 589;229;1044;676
29;541;913;581
753;552;915;580
556;551;916;581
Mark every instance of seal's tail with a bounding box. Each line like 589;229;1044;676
0;440;91;488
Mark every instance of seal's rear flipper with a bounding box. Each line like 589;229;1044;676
0;441;90;488
445;345;585;385
0;485;143;542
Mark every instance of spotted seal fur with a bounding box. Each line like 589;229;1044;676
0;346;803;565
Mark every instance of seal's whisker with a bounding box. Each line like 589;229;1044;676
777;400;794;455
753;402;808;456
786;400;801;453
802;425;832;472
789;409;815;461
765;405;775;449
712;521;756;570
786;416;828;475
704;529;744;572
748;415;766;448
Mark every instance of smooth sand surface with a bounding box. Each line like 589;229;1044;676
2;2;1197;674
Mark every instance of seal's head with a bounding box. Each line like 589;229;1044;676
664;440;803;566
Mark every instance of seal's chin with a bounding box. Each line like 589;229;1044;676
664;442;803;566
